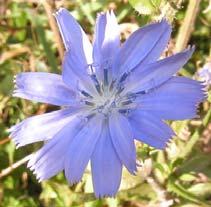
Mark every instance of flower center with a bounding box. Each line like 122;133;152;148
79;63;137;117
94;90;118;115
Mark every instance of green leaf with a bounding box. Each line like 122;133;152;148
176;154;211;177
171;120;188;134
179;173;197;182
106;198;118;207
0;62;14;95
129;0;162;15
188;183;211;199
40;181;73;207
167;176;205;204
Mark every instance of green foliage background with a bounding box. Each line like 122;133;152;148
0;0;210;206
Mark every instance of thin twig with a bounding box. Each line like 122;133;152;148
0;46;30;64
42;0;64;61
0;154;32;179
0;137;10;145
175;0;201;52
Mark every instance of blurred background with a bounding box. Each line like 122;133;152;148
0;0;211;206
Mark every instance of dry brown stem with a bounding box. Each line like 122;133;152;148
175;0;201;52
42;0;64;61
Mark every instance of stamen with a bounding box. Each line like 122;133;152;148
136;91;147;95
118;109;131;115
97;105;104;113
115;72;130;95
104;69;108;86
116;86;124;95
127;93;137;100
121;100;133;105
111;101;116;108
119;72;128;83
86;113;96;120
90;74;102;95
87;64;95;74
95;85;102;95
80;90;93;98
84;101;95;106
102;59;111;86
109;80;116;91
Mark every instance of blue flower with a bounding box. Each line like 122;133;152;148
10;8;205;198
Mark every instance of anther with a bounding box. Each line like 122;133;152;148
84;101;95;106
80;90;93;98
104;69;108;86
87;64;95;74
119;72;128;83
116;86;124;95
90;74;102;95
136;91;147;95
109;80;116;91
121;100;133;105
126;93;137;100
86;113;96;120
118;109;131;115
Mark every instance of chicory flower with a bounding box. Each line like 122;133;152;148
10;8;205;197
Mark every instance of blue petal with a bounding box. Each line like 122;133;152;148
64;115;103;184
109;112;137;174
10;107;81;148
129;111;175;149
55;8;95;94
135;77;205;120
93;11;120;80
124;47;195;94
13;72;76;106
54;8;93;60
27;116;83;181
62;51;98;95
140;21;171;65
112;20;171;78
91;123;122;198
